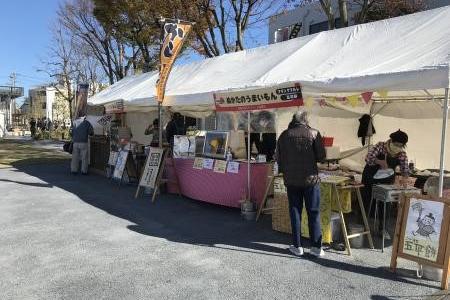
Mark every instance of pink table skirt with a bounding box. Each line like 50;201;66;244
166;158;271;208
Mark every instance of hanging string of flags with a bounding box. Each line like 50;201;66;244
300;91;386;108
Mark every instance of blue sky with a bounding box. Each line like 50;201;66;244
0;0;273;105
0;0;59;102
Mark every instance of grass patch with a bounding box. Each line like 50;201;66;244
0;139;70;168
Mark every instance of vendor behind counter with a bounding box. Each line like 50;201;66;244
361;129;410;209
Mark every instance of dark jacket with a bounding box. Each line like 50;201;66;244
166;118;186;144
276;122;326;187
72;119;93;143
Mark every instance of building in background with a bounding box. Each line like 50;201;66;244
269;0;450;44
28;85;71;128
0;85;24;132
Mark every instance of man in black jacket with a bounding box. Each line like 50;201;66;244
166;112;186;146
276;111;326;257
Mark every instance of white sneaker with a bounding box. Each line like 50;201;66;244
310;247;325;257
289;245;304;257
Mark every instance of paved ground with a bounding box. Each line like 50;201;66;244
0;143;445;299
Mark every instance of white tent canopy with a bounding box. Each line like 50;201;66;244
88;6;450;194
89;6;450;110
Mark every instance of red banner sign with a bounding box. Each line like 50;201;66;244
213;82;303;112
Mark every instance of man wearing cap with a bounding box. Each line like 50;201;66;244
276;110;326;257
362;130;410;234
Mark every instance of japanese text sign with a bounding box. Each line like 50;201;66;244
213;82;303;112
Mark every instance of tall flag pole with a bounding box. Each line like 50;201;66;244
157;18;193;147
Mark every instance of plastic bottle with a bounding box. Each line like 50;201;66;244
226;147;233;161
273;162;279;175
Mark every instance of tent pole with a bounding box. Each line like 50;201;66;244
158;102;162;148
247;111;251;201
438;88;450;197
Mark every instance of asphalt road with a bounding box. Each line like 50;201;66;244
0;161;442;299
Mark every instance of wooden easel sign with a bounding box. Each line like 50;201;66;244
391;195;450;289
135;147;165;198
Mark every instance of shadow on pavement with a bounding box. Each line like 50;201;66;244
0;178;53;188
11;161;436;290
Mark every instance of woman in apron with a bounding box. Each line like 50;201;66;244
362;130;410;233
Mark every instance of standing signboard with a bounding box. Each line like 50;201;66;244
112;150;129;181
138;147;165;189
391;195;450;289
135;147;167;200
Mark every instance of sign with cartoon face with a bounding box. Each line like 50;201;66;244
403;198;444;262
391;195;450;290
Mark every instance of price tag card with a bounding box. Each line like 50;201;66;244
203;158;214;170
226;161;239;174
193;157;204;169
214;160;227;173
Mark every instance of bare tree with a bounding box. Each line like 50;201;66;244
58;0;137;84
356;0;424;23
40;25;81;127
184;0;289;57
75;43;107;96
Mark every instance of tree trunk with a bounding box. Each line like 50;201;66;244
338;0;349;27
103;39;115;85
356;0;370;23
319;0;335;29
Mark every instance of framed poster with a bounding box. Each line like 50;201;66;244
112;150;129;180
203;131;229;159
138;147;165;189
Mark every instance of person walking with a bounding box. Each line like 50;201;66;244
71;117;93;175
276;110;326;257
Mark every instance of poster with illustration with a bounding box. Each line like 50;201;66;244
203;131;229;159
402;198;444;262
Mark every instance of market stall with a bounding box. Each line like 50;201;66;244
87;7;450;252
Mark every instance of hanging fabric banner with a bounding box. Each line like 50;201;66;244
156;21;192;103
74;83;89;119
213;82;303;112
